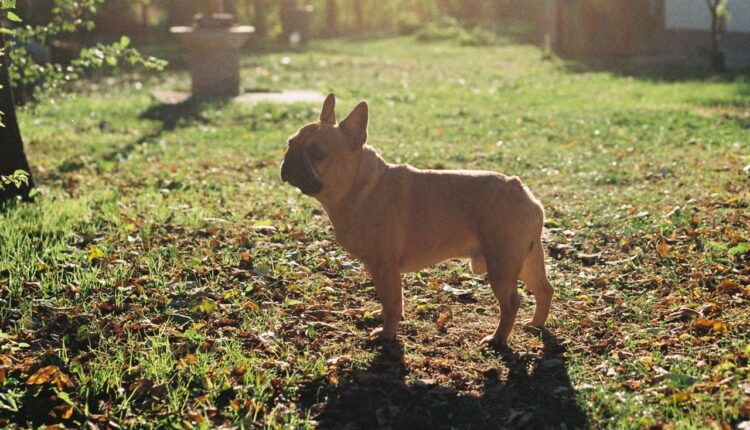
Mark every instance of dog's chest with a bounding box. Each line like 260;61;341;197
332;227;374;261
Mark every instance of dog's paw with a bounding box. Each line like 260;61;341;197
369;327;397;342
370;309;404;322
522;322;544;334
480;335;508;350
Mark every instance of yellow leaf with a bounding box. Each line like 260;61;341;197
712;321;729;332
668;391;691;404
87;246;105;263
693;317;728;335
252;220;275;229
415;304;431;313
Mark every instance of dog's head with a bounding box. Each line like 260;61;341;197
280;93;369;200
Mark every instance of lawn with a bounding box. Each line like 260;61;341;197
1;35;750;429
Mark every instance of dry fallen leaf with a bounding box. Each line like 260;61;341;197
435;306;453;331
52;404;74;420
27;365;59;385
716;279;746;296
241;301;259;311
231;363;247;378
239;251;253;270
26;365;75;390
55;371;74;391
666;307;699;323
177;354;198;370
656;241;670;258
692;318;729;334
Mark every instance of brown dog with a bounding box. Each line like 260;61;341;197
281;94;553;347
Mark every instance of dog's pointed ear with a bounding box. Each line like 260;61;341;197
339;101;368;148
319;93;336;124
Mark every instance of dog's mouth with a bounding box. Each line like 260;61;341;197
280;151;324;196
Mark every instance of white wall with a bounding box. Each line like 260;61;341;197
665;0;750;32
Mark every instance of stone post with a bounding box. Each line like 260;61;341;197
170;11;254;99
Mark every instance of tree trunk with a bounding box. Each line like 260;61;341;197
253;0;267;38
326;0;338;36
0;32;34;204
708;0;727;71
354;0;364;31
140;2;149;26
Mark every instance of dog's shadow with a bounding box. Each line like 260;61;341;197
298;329;587;429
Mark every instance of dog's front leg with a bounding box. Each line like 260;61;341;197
369;266;403;341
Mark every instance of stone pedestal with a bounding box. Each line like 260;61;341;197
170;24;254;99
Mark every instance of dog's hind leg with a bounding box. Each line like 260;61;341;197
480;244;524;348
519;237;554;328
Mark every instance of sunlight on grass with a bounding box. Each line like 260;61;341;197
2;36;749;428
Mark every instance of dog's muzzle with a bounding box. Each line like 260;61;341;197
280;150;323;196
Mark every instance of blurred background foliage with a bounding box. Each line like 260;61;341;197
13;0;540;46
7;0;543;100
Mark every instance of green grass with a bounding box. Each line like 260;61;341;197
1;36;749;429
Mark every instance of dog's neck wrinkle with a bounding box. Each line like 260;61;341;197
320;145;388;227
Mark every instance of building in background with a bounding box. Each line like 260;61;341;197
662;0;750;67
542;0;750;67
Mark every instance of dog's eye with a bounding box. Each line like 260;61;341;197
309;147;327;162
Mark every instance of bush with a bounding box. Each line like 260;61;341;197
7;0;166;99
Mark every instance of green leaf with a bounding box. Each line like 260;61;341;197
2;0;17;10
120;35;130;48
306;323;316;338
666;373;697;390
191;298;218;314
285;299;303;307
55;390;75;406
6;10;21;22
728;242;750;257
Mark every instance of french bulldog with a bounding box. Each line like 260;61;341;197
280;94;553;347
